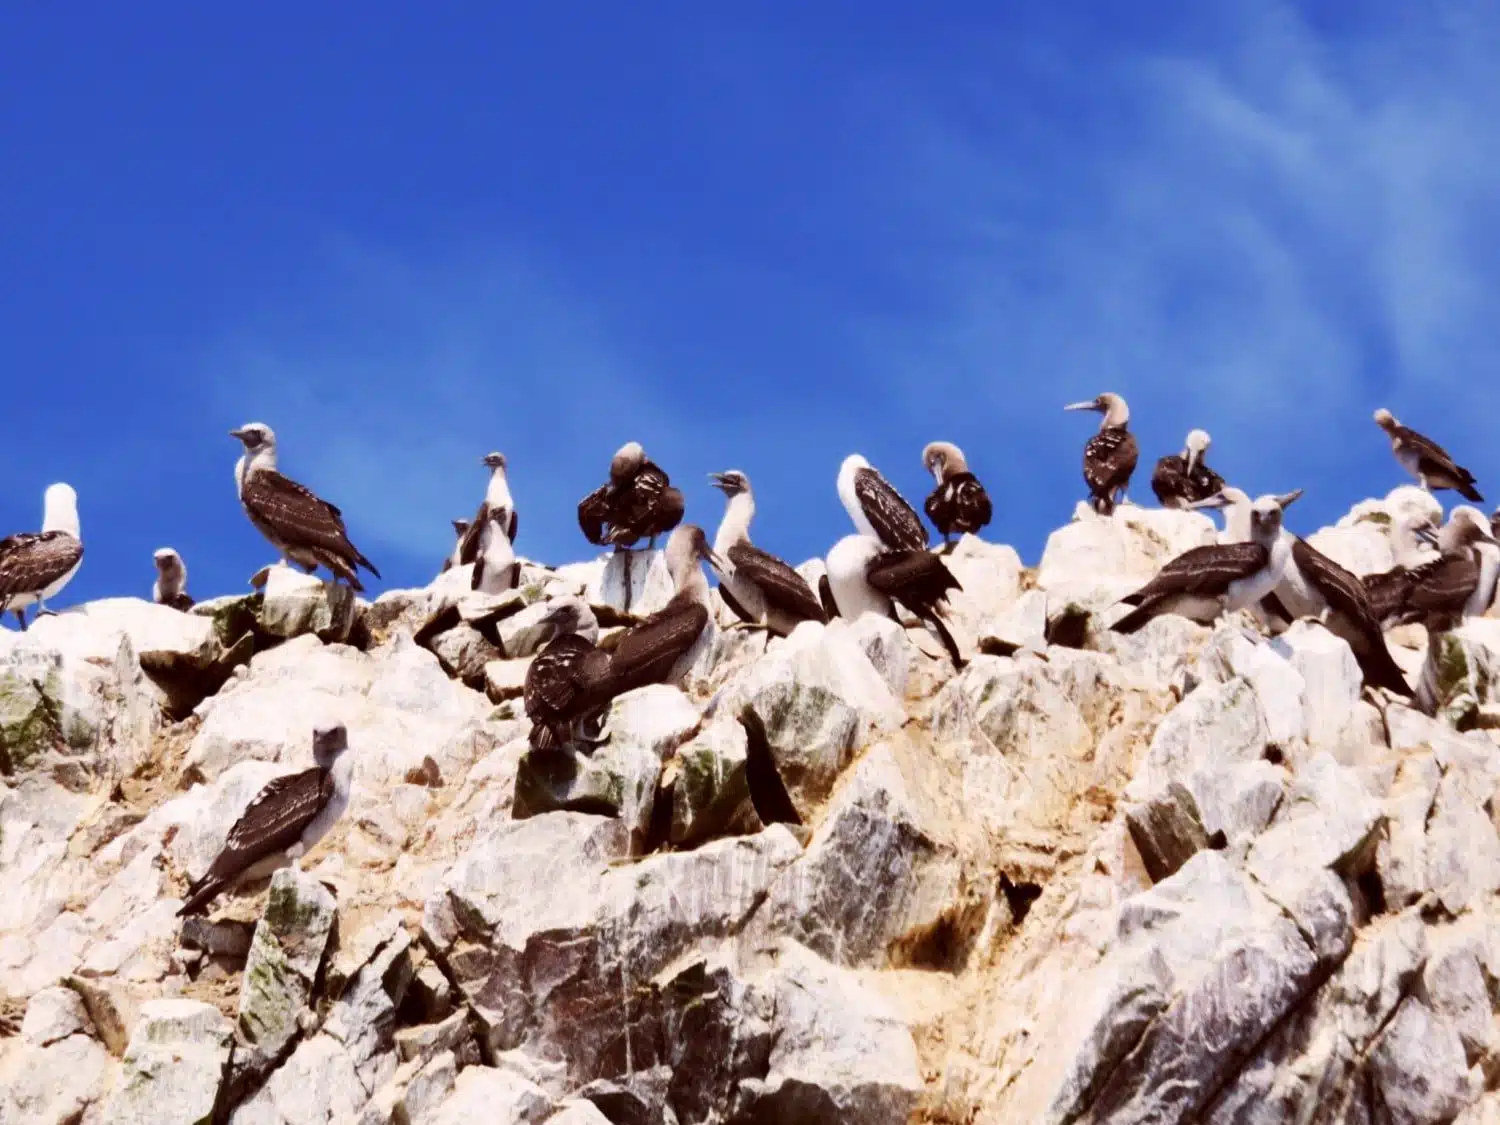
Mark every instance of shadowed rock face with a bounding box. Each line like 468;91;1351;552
4;484;1500;1125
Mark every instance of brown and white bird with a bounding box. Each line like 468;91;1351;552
1151;429;1225;509
1111;493;1295;634
837;453;928;552
577;441;685;549
471;506;519;593
825;533;964;667
453;452;518;568
604;524;724;695
440;519;470;573
1375;507;1498;629
707;470;826;636
231;423;380;590
524;602;614;751
0;483;84;630
1065;393;1138;515
152;548;194;612
1373;408;1483;502
921;442;992;546
177;722;354;917
1361;513;1441;624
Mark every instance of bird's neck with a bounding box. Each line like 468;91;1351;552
486;469;512;508
236;448;277;494
1223;503;1252;543
714;493;754;555
43;498;79;538
320;751;354;795
1101;404;1129;430
674;561;712;609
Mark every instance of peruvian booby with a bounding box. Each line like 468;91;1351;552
1151;429;1225;509
1188;487;1304;545
1492;508;1500;541
605;524;724;694
471;506;519;593
1381;507;1499;628
836;454;928;552
152;548;194;612
1065;393;1138;515
1111;494;1293;634
577;442;685;549
1269;525;1413;697
454;452;518;567
0;483;84;630
441;519;470;573
177;722;353;916
707;470;826;636
525;602;614;751
1361;513;1441;623
826;533;964;667
231;423;380;591
1374;408;1483;502
921;442;992;547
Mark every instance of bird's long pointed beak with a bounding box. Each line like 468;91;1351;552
1415;524;1440;548
228;428;248;440
1185;449;1201;475
703;546;729;572
707;472;731;490
1186;492;1230;511
1063;401;1098;413
1275;489;1304;510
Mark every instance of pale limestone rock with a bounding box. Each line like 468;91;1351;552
1186;759;1286;847
322;914;413;1096
1037;504;1217;595
483;656;530;702
978;589;1048;656
362;587;428;639
237;868;337;1071
228;1033;367;1125
670;711;761;847
425;623;499;686
258;565;356;644
588;548;673;617
422;1065;554;1125
106;1000;234;1125
495;596;598;657
1090;612;1208;695
0;1030;113;1125
1370;998;1476;1124
1418;618;1500;727
942;534;1023;631
20;986;90;1047
838;614;912;701
546;1102;615;1124
1131;676;1269;799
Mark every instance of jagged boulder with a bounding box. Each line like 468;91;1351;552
104;1000;235;1125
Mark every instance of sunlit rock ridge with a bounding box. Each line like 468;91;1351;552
3;485;1500;1125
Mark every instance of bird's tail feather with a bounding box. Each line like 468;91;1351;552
926;614;966;669
176;876;222;918
1357;645;1412;698
1459;481;1484;503
1110;604;1157;634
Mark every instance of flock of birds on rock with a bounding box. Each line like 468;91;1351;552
1;401;1496;915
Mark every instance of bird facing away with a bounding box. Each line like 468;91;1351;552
826;533;965;667
921;442;993;546
1373;408;1483;502
605;524;724;695
1111;493;1296;634
525;601;614;751
1361;513;1441;623
577;441;685;549
231;423;380;591
1065;393;1139;516
454;452;518;568
152;548;194;612
177;722;354;917
471;506;519;594
1151;429;1226;510
441;519;470;573
837;454;928;552
0;482;84;630
707;470;826;636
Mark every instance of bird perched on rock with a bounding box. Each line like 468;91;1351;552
1373;408;1482;502
1111;493;1296;634
440;519;470;573
1065;393;1138;515
177;722;354;916
231;423;380;590
837;453;928;552
1151;429;1225;509
1361;513;1440;624
577;442;684;550
606;524;724;695
921;442;992;547
1374;507;1498;630
525;601;614;751
0;482;83;630
707;470;826;636
471;506;519;593
453;452;518;568
152;548;194;611
826;533;964;667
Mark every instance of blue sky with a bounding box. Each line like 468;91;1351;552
3;2;1499;608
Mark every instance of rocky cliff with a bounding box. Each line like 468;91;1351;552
4;487;1500;1125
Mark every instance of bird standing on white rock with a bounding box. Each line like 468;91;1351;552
453;451;518;568
0;482;84;630
1373;408;1483;502
1151;429;1225;509
152;547;194;611
921;442;992;548
1064;393;1138;516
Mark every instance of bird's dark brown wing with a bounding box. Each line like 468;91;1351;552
1362;566;1418;622
456;504;488;565
1122;542;1268;605
242;471;378;576
578;485;612;545
866;548;960;608
1291;539;1378;626
1397;426;1464;480
606;598;708;695
727;543;826;623
1151;456;1187;506
818;574;839;620
1493;511;1500;539
0;531;83;601
941;473;992;533
854;468;928;551
1084;427;1139;498
203;767;331;884
1403;552;1481;616
525;634;596;720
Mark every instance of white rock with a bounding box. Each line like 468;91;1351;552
20;986;90;1047
105;1000;234;1125
421;1065;554;1125
229;1033;368;1125
587;549;673;617
1270;622;1363;754
259;565;356;644
1037;505;1216;594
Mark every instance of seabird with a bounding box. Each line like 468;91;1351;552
524;603;614;751
1268;519;1413;697
707;470;826;635
825;533;964;667
453;452;518;568
177;722;354;917
1492;508;1499;541
836;454;928;552
1150;429;1225;509
471;506;519;593
1361;513;1441;623
1373;408;1482;502
1379;507;1499;629
605;524;724;695
231;423;380;591
440;519;470;573
1188;486;1303;545
1110;494;1294;634
920;442;993;547
152;548;194;612
576;441;685;549
1064;393;1138;515
0;483;83;631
